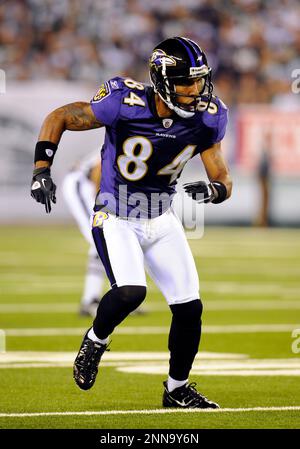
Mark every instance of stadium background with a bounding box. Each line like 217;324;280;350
0;0;300;225
0;0;300;432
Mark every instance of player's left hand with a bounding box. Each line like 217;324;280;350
183;181;216;203
31;167;56;213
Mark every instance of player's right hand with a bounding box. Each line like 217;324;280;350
183;180;215;204
31;167;56;213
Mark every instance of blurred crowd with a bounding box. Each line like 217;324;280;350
1;0;300;106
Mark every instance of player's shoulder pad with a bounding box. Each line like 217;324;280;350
211;95;228;112
116;77;148;98
91;77;124;104
200;95;228;128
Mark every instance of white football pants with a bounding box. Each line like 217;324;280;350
92;208;200;305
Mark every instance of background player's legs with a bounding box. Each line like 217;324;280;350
143;210;201;390
62;172;106;315
80;246;106;316
91;213;147;340
62;171;96;244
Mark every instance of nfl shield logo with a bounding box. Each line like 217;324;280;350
162;119;173;128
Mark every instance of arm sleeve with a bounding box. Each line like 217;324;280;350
90;79;121;127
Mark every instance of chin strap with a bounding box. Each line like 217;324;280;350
158;92;195;119
173;105;195;119
167;100;195;119
156;74;196;119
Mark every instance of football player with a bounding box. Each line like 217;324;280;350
31;37;232;409
62;152;105;317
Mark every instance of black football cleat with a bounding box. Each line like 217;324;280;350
162;381;220;409
73;329;109;390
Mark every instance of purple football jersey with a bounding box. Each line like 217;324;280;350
90;77;228;218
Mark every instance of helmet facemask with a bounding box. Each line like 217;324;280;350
149;38;213;119
163;72;213;118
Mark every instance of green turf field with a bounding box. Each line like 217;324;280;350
0;225;299;429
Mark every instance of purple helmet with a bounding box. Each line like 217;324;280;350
149;36;213;118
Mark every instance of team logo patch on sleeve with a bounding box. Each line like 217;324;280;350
92;211;109;228
110;80;119;89
92;83;111;103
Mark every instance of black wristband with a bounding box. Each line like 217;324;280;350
34;141;57;164
211;182;227;204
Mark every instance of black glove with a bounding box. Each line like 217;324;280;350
183;180;216;204
31;167;56;213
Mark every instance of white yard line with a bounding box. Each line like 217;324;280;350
0;285;83;294
202;284;300;295
1;266;300;277
0;351;248;363
117;365;300;377
3;324;299;337
1;282;299;296
0;304;77;313
1;351;300;377
1;364;300;375
192;252;300;259
0;406;300;418
147;300;300;311
0;300;300;314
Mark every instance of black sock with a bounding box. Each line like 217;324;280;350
168;299;203;380
93;285;146;339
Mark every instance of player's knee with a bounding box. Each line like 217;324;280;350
118;285;147;307
170;299;203;326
